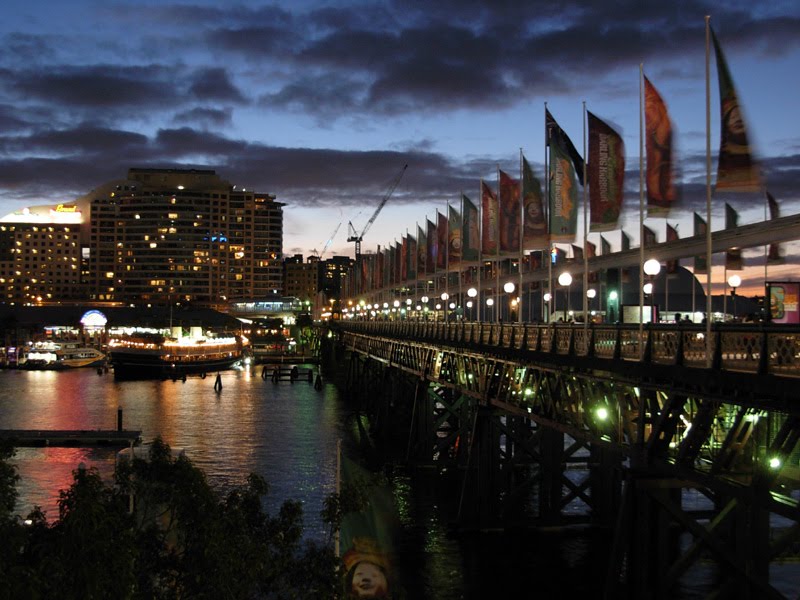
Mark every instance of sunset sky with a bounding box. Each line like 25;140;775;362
1;1;799;294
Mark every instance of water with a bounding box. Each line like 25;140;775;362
2;367;796;598
1;367;342;537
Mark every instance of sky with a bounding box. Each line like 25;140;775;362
1;1;799;295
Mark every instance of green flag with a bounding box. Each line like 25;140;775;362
549;132;579;242
461;194;480;264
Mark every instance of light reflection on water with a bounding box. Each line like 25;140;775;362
1;367;343;537
3;368;797;597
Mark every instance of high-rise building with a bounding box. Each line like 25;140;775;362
86;168;283;309
283;254;319;303
0;204;83;304
319;255;354;298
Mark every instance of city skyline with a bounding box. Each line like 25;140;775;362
1;1;799;296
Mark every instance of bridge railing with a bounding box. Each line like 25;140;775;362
335;320;800;377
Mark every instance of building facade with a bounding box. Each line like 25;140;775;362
86;168;283;309
283;254;319;303
0;205;84;304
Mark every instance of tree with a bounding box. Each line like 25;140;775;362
0;438;343;599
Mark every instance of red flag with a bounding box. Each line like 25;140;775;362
588;111;625;231
666;223;679;274
437;211;448;270
499;170;521;255
644;75;675;215
481;181;498;256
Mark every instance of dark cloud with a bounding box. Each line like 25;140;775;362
172;107;233;128
189;68;246;103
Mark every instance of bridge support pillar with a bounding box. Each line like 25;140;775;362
589;443;623;527
538;425;565;525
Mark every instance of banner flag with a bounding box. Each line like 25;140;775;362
621;231;631;252
522;156;548;249
400;236;408;282
549;131;579;241
461;194;480;264
437;211;448;271
601;234;611;256
426;219;437;274
417;224;427;276
448;205;462;267
588;111;625;231
725;203;743;270
546;109;585;184
643;224;657;246
586;240;598;283
644;75;676;215
666;223;679;274
499;170;521;255
711;28;761;192
407;234;417;280
528;250;543;290
481;181;499;256
767;192;784;264
694;213;708;274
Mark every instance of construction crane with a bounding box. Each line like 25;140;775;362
347;164;407;261
313;222;342;260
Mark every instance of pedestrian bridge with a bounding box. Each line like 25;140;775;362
329;320;800;599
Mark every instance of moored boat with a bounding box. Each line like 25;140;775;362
21;341;107;370
109;333;244;380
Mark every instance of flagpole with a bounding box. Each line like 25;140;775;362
545;102;552;323
496;165;501;323
705;15;713;366
518;148;524;324
458;194;463;319
445;200;450;323
639;64;645;358
582;101;589;330
478;180;483;322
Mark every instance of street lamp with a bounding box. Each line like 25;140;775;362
441;292;450;322
558;272;572;320
467;287;478;321
503;282;515;322
587;288;596;322
486;297;494;322
728;274;741;321
543;292;552;323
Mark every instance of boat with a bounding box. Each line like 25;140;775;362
21;341;107;370
108;332;244;380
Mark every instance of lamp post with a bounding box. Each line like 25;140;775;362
587;288;596;323
543;292;552;323
727;274;741;321
421;295;429;321
503;281;516;322
643;259;661;322
467;287;478;322
441;292;450;323
486;297;494;322
558;272;572;321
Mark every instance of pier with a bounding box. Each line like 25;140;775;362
0;429;141;448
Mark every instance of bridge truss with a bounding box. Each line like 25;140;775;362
334;321;800;599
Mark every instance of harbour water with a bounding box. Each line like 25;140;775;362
1;367;795;598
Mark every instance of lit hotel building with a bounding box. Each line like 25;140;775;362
0;205;83;304
87;168;283;308
0;168;284;309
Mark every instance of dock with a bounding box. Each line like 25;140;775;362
0;429;142;448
